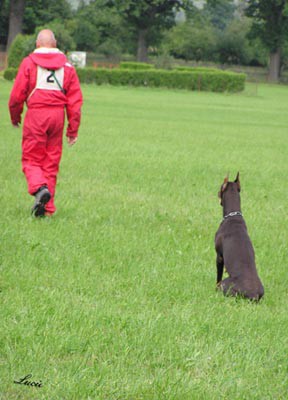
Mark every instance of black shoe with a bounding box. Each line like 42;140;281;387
31;186;51;217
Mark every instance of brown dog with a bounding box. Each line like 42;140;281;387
215;173;264;300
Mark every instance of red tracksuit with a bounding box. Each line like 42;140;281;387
9;48;83;214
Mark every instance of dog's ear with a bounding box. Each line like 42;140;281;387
222;175;229;192
234;171;241;191
218;174;229;203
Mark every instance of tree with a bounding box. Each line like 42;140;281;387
7;33;34;67
161;1;267;66
162;20;217;61
0;0;9;47
72;0;128;55
35;22;76;52
2;0;73;49
245;0;288;81
204;0;236;31
23;0;73;35
115;0;191;62
6;0;26;50
216;18;253;65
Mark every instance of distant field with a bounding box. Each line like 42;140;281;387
0;79;287;399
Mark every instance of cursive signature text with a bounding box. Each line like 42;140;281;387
14;374;43;388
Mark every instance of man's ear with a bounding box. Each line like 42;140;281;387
234;171;240;191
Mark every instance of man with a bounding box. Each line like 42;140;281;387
9;29;83;217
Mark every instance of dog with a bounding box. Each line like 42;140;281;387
215;173;264;300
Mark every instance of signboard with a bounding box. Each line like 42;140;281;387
68;52;86;68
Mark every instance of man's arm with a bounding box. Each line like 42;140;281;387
65;66;83;141
8;58;30;126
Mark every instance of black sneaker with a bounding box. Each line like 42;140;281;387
31;186;51;217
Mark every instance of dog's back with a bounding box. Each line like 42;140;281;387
215;217;264;300
215;173;264;301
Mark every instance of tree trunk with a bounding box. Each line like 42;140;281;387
137;29;148;62
6;0;26;50
268;48;281;82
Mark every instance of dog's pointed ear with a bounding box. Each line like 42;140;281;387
222;174;229;192
234;171;241;191
218;174;229;202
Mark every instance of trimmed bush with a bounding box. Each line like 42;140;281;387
3;67;18;81
8;34;35;68
76;68;245;92
4;66;246;92
174;66;220;73
119;62;155;70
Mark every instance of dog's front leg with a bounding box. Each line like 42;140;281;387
216;253;224;286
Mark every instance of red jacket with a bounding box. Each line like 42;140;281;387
9;48;83;138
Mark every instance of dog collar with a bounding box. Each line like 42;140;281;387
223;211;243;219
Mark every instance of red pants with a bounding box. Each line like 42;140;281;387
22;107;65;214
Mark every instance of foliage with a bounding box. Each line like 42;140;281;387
245;0;288;52
75;67;246;92
97;39;123;59
153;51;175;69
0;0;9;46
114;0;192;60
173;66;219;73
35;21;76;52
161;5;268;67
0;0;73;47
7;23;75;69
247;37;269;67
4;62;245;92
244;0;288;79
119;61;155;70
3;66;17;80
0;0;278;68
162;21;217;62
280;38;288;71
115;0;190;31
204;0;236;30
23;0;73;35
72;0;129;54
7;34;35;68
216;18;255;65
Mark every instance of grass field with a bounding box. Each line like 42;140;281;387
0;79;288;399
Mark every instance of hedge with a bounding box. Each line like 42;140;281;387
4;66;246;92
119;61;155;70
173;66;220;73
7;34;35;68
76;68;246;92
3;68;17;81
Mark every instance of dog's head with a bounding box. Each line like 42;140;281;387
218;172;241;206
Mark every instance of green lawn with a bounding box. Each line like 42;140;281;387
0;80;287;399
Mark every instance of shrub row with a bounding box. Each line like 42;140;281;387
110;62;220;73
3;68;17;81
4;66;246;92
76;68;246;92
119;62;155;70
174;66;220;73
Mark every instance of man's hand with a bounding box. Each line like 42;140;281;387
12;123;20;128
67;136;78;147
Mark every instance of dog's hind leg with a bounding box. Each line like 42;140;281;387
216;253;224;285
219;277;238;297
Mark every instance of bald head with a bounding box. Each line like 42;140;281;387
36;29;57;48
